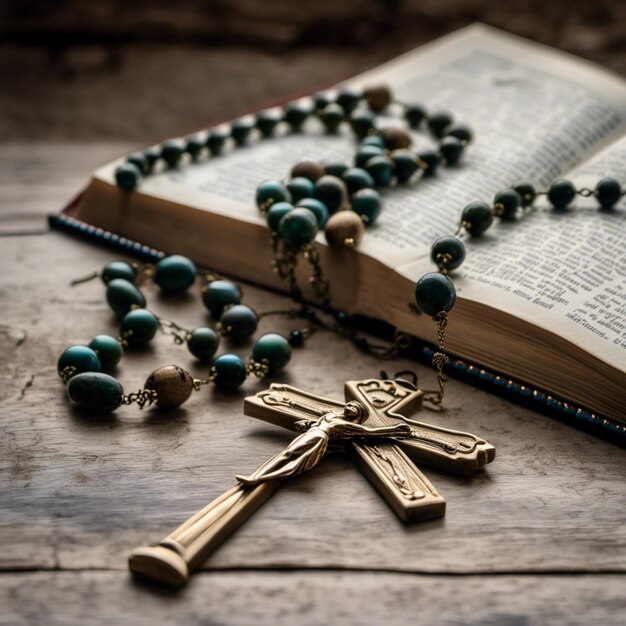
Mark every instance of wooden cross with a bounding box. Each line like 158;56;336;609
129;377;495;587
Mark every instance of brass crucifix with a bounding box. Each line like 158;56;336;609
129;377;495;587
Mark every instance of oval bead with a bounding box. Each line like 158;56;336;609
296;198;329;228
493;189;521;220
404;103;427;128
144;365;194;409
143;146;161;173
324;161;349;178
427;111;454;138
289;329;304;347
187;327;220;361
364;85;392;112
219;304;258;343
336;88;362;115
430;236;466;271
513;182;537;207
547;179;576;210
365;156;394;187
283;102;312;131
313;91;331;111
212;354;248;391
291;160;325;182
67;372;123;412
461;202;493;236
286;177;315;204
595;177;622;209
187;135;206;160
380;128;412;151
115;163;142;190
154;255;197;293
351;189;382;225
230;118;254;146
414;273;457;316
390;150;419;183
320;103;345;134
255;110;282;138
342;168;374;194
440;136;465;165
101;261;136;285
324;211;365;249
206;128;229;155
88;335;123;370
313;175;348;214
105;278;146;318
416;149;440;176
267;202;295;232
202;280;241;318
446;124;473;144
58;346;101;379
160;139;186;168
349;110;376;139
355;145;384;169
252;333;292;375
256;180;291;211
119;309;159;347
127;152;149;175
360;135;385;149
279;207;319;248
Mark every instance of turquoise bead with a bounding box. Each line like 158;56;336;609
284;103;311;131
256;180;291;211
416;149;440;176
106;278;146;318
548;179;576;210
494;189;521;220
67;372;123;412
296;198;329;228
391;150;418;183
440;136;464;165
115;163;142;190
143;146;161;173
185;135;205;160
314;176;347;213
352;189;382;225
461;202;493;236
206;129;228;155
446;124;473;144
324;162;349;177
427;111;453;137
252;333;292;375
414;272;456;316
430;236;466;271
88;335;123;370
154;255;197;293
212;354;248;392
286;177;315;203
230;118;255;146
595;177;622;209
355;145;384;169
127;152;149;175
342;168;374;194
365;156;394;187
349;110;376;139
187;327;220;360
279;207;319;247
513;182;536;207
336;88;362;115
220;304;258;343
267;202;295;231
101;261;136;285
58;346;101;378
119;309;158;347
160;139;186;168
404;103;427;128
255;110;282;138
360;135;385;149
320;103;345;133
202;280;241;317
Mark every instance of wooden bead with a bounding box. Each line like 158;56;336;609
144;365;194;409
324;211;365;249
291;159;325;182
364;85;392;112
381;127;412;150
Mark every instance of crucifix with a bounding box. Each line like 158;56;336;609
129;377;495;587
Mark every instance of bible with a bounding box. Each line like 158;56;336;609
53;24;626;431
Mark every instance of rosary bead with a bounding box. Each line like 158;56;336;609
67;372;123;413
336;88;363;115
595;177;622;209
548;179;576;210
380;128;412;151
446;124;473;144
284;102;312;131
404;103;427;128
349;110;376;139
414;272;456;316
154;255;197;293
427;111;454;138
364;85;392;112
416;149;440;176
286;177;315;203
230;118;255;146
115;163;142;191
185;135;205;160
279;207;319;247
314;176;349;214
119;309;159;347
143;146;161;173
430;236;466;271
252;333;292;375
288;329;304;347
324;161;349;177
324;211;365;248
187;327;220;361
440;136;464;165
219;304;258;342
352;189;382;225
145;365;194;409
160;139;186;168
267;202;295;231
360;135;385;149
206;129;228;155
106;278;146;317
291;160;325;182
101;261;136;285
313;92;331;111
355;145;384;169
127;152;149;175
365;155;394;187
88;335;123;370
493;189;521;220
296;198;329;228
58;346;101;379
255;110;282;138
461;201;493;236
202;280;241;318
320;103;345;133
342;168;375;194
212;354;248;391
513;181;536;207
256;180;291;211
390;149;419;183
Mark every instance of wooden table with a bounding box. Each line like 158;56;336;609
1;144;625;625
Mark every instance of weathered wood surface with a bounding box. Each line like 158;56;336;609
1;144;625;624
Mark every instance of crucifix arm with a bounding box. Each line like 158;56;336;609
331;421;411;440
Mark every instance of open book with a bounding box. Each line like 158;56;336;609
58;25;626;428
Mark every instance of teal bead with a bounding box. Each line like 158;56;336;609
548;179;576;210
256;180;291;211
446;124;473;144
101;261;136;285
115;163;142;191
267;202;295;231
352;189;382;225
342;168;374;194
324;162;349;177
286;177;315;203
355;145;384;169
206;128;228;155
283;103;312;131
187;327;220;361
88;335;123;370
462;202;493;236
119;309;159;347
360;135;385;149
219;304;258;342
431;236;466;271
143;146;161;173
252;333;292;375
427;111;453;138
296;198;329;228
255;110;282;138
185;135;205;160
416;149;440;176
279;207;319;248
513;182;536;207
106;278;146;318
67;372;123;412
390;150;419;183
202;280;241;317
160;139;186;168
365;155;394;187
230;118;255;146
494;189;521;220
127;152;149;175
336;88;362;115
314;176;348;213
320;103;345;133
212;354;248;392
58;346;101;378
154;255;197;293
440;136;464;165
349;110;376;139
595;177;622;209
414;272;456;316
404;103;427;128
